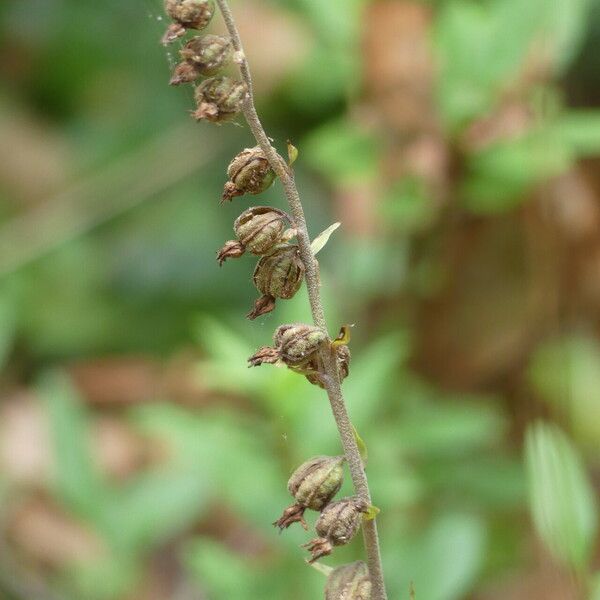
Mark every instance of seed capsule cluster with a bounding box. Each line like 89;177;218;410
162;0;246;122
272;452;369;568
163;3;371;594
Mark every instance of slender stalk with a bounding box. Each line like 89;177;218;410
215;2;388;597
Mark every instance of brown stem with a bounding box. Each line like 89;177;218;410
214;2;388;597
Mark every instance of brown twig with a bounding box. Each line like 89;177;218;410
214;1;388;597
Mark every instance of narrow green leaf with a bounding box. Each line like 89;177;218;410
38;372;108;521
0;295;16;370
525;422;598;571
555;112;600;157
590;572;600;600
363;505;381;521
311;222;341;255
310;562;333;577
287;140;299;166
352;424;368;465
332;324;352;348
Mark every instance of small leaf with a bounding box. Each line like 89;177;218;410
287;140;299;166
363;505;381;521
352;424;368;464
410;582;416;600
332;324;352;348
525;422;598;571
311;222;341;255
310;562;333;577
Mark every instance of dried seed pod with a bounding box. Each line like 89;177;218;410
274;456;344;531
325;561;372;600
193;76;247;123
218;207;291;265
274;324;327;367
305;345;351;388
304;497;368;563
170;35;233;84
235;207;289;254
222;147;276;202
248;246;304;319
248;323;327;368
162;0;216;45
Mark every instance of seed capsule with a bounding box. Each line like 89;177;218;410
193;76;247;123
303;497;368;563
325;561;372;600
218;207;292;265
235;206;289;254
222;147;276;202
162;0;216;45
274;324;327;366
248;246;304;319
171;35;233;84
248;323;327;369
273;456;344;531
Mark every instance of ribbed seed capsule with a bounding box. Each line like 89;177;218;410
325;561;372;600
247;323;327;367
273;456;344;531
235;207;289;254
170;35;233;84
304;497;368;563
217;207;291;265
193;76;247;123
162;0;215;45
222;147;276;202
275;324;327;366
247;246;304;319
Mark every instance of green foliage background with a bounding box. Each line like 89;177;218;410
0;0;599;598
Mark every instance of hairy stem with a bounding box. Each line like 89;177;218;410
215;2;388;597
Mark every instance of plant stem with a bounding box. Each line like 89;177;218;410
215;2;388;598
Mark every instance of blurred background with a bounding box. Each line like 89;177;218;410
1;0;600;598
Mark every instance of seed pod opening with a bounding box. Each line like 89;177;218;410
222;147;276;202
273;456;344;531
193;76;247;123
216;240;245;266
325;561;372;600
163;0;216;44
304;497;368;563
248;246;304;319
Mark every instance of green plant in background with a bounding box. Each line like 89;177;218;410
159;0;387;597
1;0;600;598
525;422;599;596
